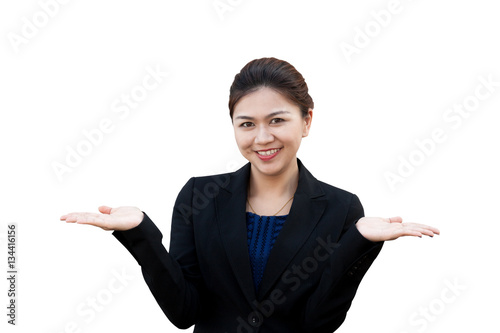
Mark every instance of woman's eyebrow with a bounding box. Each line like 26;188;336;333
235;110;291;120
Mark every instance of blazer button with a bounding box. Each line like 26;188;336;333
251;315;260;325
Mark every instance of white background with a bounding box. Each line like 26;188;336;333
1;0;499;332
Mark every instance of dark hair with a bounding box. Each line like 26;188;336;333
228;57;314;119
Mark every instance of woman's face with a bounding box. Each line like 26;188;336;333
232;87;312;178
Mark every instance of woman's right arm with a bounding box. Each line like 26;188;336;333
60;177;203;329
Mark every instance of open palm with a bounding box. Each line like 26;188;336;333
356;216;440;242
60;206;144;231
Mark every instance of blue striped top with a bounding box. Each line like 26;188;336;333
246;211;288;292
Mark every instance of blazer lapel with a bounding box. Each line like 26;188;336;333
215;162;257;305
257;159;327;300
215;158;328;304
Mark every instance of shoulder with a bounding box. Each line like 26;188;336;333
315;179;363;213
177;162;250;195
317;179;357;199
298;159;360;205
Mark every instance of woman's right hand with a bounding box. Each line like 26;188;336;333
60;206;144;231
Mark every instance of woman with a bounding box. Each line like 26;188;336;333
60;57;439;332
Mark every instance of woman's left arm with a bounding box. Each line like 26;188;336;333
301;194;439;332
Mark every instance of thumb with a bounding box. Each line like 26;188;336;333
98;205;113;215
388;216;403;223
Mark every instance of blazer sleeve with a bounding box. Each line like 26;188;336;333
112;177;203;329
302;193;384;333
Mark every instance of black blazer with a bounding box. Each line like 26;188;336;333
113;158;384;333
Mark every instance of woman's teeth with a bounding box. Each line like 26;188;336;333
257;148;280;156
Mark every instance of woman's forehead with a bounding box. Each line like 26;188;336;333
233;87;300;118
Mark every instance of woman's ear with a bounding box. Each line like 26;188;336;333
302;109;313;137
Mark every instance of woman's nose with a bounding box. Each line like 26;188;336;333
254;126;274;144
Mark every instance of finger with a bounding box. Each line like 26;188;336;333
63;212;102;224
409;227;435;237
399;224;440;238
388;216;403;223
76;212;102;223
421;229;436;237
61;212;91;222
429;226;440;235
60;212;80;221
402;223;440;235
415;225;440;237
98;206;113;215
392;227;422;239
62;213;80;222
75;213;109;227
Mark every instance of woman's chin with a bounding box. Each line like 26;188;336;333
250;161;287;177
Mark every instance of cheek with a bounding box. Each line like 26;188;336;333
234;131;252;150
279;125;304;145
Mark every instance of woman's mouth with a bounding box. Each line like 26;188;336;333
255;148;282;161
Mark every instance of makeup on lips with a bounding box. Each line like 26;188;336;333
255;148;281;161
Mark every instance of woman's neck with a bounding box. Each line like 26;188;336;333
248;159;299;199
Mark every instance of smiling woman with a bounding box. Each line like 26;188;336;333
233;87;311;195
60;57;440;333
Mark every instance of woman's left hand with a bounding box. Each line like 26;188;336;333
356;216;440;242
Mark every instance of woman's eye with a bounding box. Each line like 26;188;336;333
270;118;284;124
240;122;254;128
